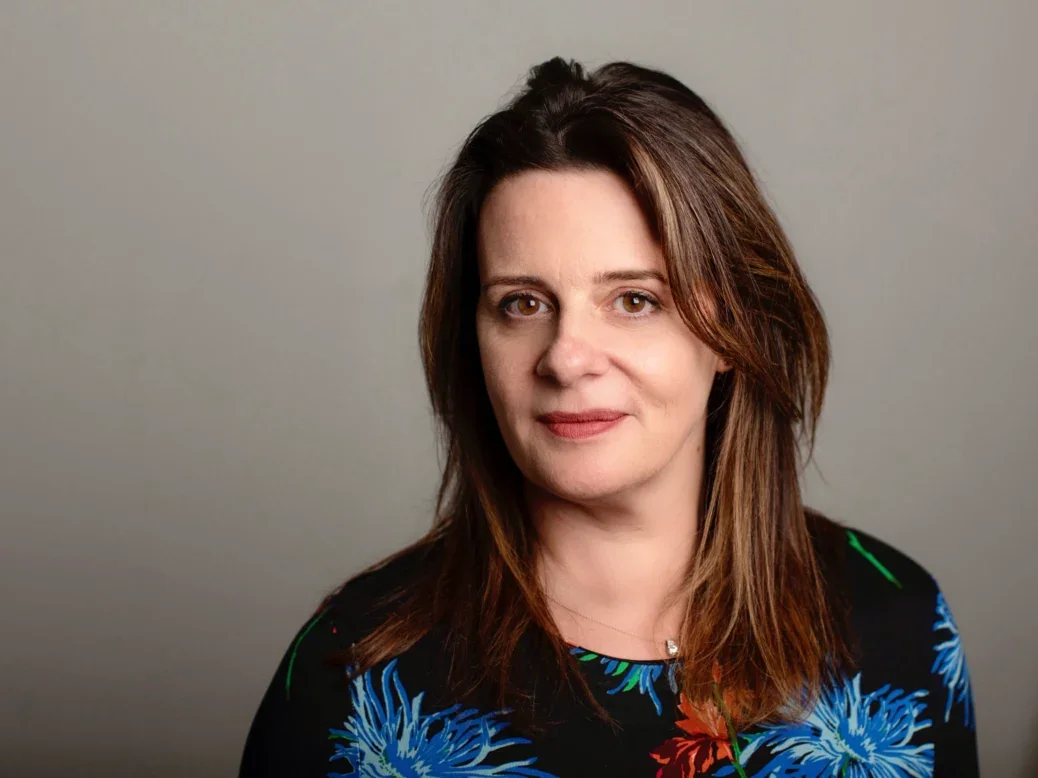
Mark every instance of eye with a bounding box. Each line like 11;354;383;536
612;290;659;316
499;293;549;318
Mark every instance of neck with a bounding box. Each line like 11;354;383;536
527;456;702;644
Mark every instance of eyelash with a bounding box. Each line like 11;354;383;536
497;290;662;320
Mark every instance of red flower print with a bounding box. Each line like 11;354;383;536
649;692;734;778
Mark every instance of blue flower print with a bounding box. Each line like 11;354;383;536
327;657;558;777
932;591;973;729
570;647;680;716
717;672;933;778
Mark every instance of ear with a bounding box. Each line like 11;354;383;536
716;357;733;374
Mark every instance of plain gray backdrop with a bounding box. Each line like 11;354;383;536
1;2;1035;776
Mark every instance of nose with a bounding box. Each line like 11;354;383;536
535;313;610;386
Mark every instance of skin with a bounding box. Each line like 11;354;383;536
475;168;731;660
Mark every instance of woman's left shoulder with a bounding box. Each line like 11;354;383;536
836;523;948;603
832;522;968;659
825;522;980;764
809;512;946;608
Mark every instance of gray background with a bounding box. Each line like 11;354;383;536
1;1;1035;776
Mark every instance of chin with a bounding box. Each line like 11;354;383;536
529;457;645;503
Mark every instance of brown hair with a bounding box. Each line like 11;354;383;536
332;56;856;734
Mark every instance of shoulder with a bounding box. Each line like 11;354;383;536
824;523;979;765
274;541;435;685
838;523;942;602
831;522;955;671
806;511;940;605
255;537;440;707
820;519;946;632
805;514;945;644
318;538;440;642
238;539;442;775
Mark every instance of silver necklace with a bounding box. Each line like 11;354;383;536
545;592;680;658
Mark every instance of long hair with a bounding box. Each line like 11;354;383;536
333;56;856;734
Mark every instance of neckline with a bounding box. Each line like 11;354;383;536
565;641;674;667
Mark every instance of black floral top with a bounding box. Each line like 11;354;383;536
239;526;979;777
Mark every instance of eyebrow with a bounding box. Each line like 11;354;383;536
480;269;669;293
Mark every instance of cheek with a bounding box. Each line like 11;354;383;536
477;327;532;416
624;330;715;409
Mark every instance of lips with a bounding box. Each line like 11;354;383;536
537;409;628;439
537;409;627;423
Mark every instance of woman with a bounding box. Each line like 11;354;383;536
239;57;979;777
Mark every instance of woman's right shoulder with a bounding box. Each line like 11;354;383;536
316;537;442;643
239;539;442;773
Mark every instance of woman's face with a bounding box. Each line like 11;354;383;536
475;168;729;503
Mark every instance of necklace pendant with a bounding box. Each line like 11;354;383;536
665;639;678;658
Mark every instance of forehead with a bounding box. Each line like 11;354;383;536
477;168;664;278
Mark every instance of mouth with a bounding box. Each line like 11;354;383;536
536;409;628;440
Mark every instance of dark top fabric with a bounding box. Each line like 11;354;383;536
238;525;979;777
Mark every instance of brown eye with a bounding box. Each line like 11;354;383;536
516;296;540;316
622;293;646;313
609;290;660;317
499;294;546;317
619;292;654;314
